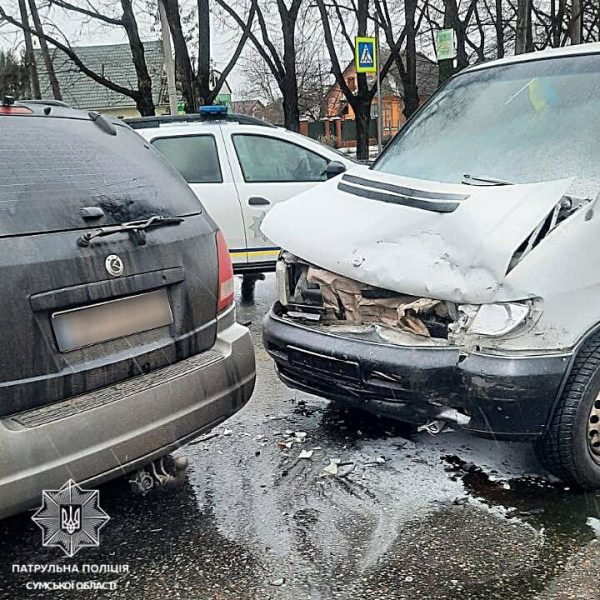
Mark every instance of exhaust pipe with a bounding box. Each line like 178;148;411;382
129;454;189;495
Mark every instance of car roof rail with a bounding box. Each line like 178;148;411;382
123;112;276;130
22;99;71;108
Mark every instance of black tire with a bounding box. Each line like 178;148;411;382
240;273;265;303
535;335;600;489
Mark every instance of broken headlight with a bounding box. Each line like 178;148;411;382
468;302;530;337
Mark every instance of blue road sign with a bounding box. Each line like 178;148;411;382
355;37;377;73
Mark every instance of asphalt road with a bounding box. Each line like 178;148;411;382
1;274;600;599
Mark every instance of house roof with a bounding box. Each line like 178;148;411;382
34;41;166;111
232;99;266;112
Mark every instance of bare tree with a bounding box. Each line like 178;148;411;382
216;0;305;131
315;0;408;159
27;0;61;100
493;0;506;57
239;39;331;121
17;0;40;98
515;0;532;53
0;2;157;115
0;50;30;99
569;0;582;43
162;0;254;111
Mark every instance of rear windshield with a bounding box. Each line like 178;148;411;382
0;116;203;237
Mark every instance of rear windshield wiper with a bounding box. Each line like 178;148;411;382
77;215;184;247
461;174;514;186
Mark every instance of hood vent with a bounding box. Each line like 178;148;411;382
338;174;469;213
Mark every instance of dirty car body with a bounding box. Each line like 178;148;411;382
262;46;600;486
0;102;255;518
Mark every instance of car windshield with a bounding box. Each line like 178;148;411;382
375;54;600;198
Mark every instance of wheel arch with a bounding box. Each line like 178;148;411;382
543;320;600;433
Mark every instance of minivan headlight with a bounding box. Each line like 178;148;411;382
468;302;530;337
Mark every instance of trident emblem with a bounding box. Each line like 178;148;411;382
60;504;82;534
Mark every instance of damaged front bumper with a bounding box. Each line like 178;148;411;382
263;302;572;440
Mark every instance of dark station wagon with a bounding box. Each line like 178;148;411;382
0;99;255;518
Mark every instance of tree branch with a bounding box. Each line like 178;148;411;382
214;0;283;83
0;5;138;99
48;0;122;26
209;3;256;101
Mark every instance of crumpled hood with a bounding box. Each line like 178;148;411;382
261;169;574;304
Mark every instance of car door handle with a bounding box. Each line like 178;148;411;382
248;197;270;206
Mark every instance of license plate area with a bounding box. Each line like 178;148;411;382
52;289;173;353
288;346;360;382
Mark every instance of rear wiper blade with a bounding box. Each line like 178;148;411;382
77;215;184;247
461;174;514;186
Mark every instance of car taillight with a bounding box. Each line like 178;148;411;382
216;230;234;313
0;106;32;114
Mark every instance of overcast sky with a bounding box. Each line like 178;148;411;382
0;3;247;97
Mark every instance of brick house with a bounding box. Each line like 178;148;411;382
324;52;439;138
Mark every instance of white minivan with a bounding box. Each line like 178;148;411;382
262;44;600;488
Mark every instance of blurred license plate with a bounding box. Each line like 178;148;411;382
52;289;173;352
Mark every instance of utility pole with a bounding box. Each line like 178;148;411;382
375;22;382;154
158;0;178;115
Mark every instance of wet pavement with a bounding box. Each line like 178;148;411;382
1;274;600;599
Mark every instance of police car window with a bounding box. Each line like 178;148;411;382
233;134;328;183
152;135;223;184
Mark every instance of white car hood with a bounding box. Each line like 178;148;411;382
261;169;574;304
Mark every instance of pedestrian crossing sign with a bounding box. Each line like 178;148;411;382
355;37;377;73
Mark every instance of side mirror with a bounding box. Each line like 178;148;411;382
324;161;347;179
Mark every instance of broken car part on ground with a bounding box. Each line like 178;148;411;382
262;46;600;490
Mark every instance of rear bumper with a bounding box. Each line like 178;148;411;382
263;303;571;440
0;306;255;519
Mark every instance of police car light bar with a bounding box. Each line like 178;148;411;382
199;105;227;117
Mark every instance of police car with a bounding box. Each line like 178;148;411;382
127;106;356;274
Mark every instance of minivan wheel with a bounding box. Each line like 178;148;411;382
535;338;600;489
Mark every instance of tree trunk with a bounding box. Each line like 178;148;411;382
516;0;532;54
121;0;155;115
163;0;200;112
197;0;211;104
280;9;300;131
27;0;61;100
354;100;371;162
17;0;40;98
353;0;371;161
438;0;457;85
570;0;582;44
495;0;505;58
402;0;419;120
555;0;566;46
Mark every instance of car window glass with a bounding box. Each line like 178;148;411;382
0;117;203;237
375;55;600;198
152;135;222;184
233;134;328;182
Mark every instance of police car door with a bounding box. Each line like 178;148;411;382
149;129;248;269
223;128;330;269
